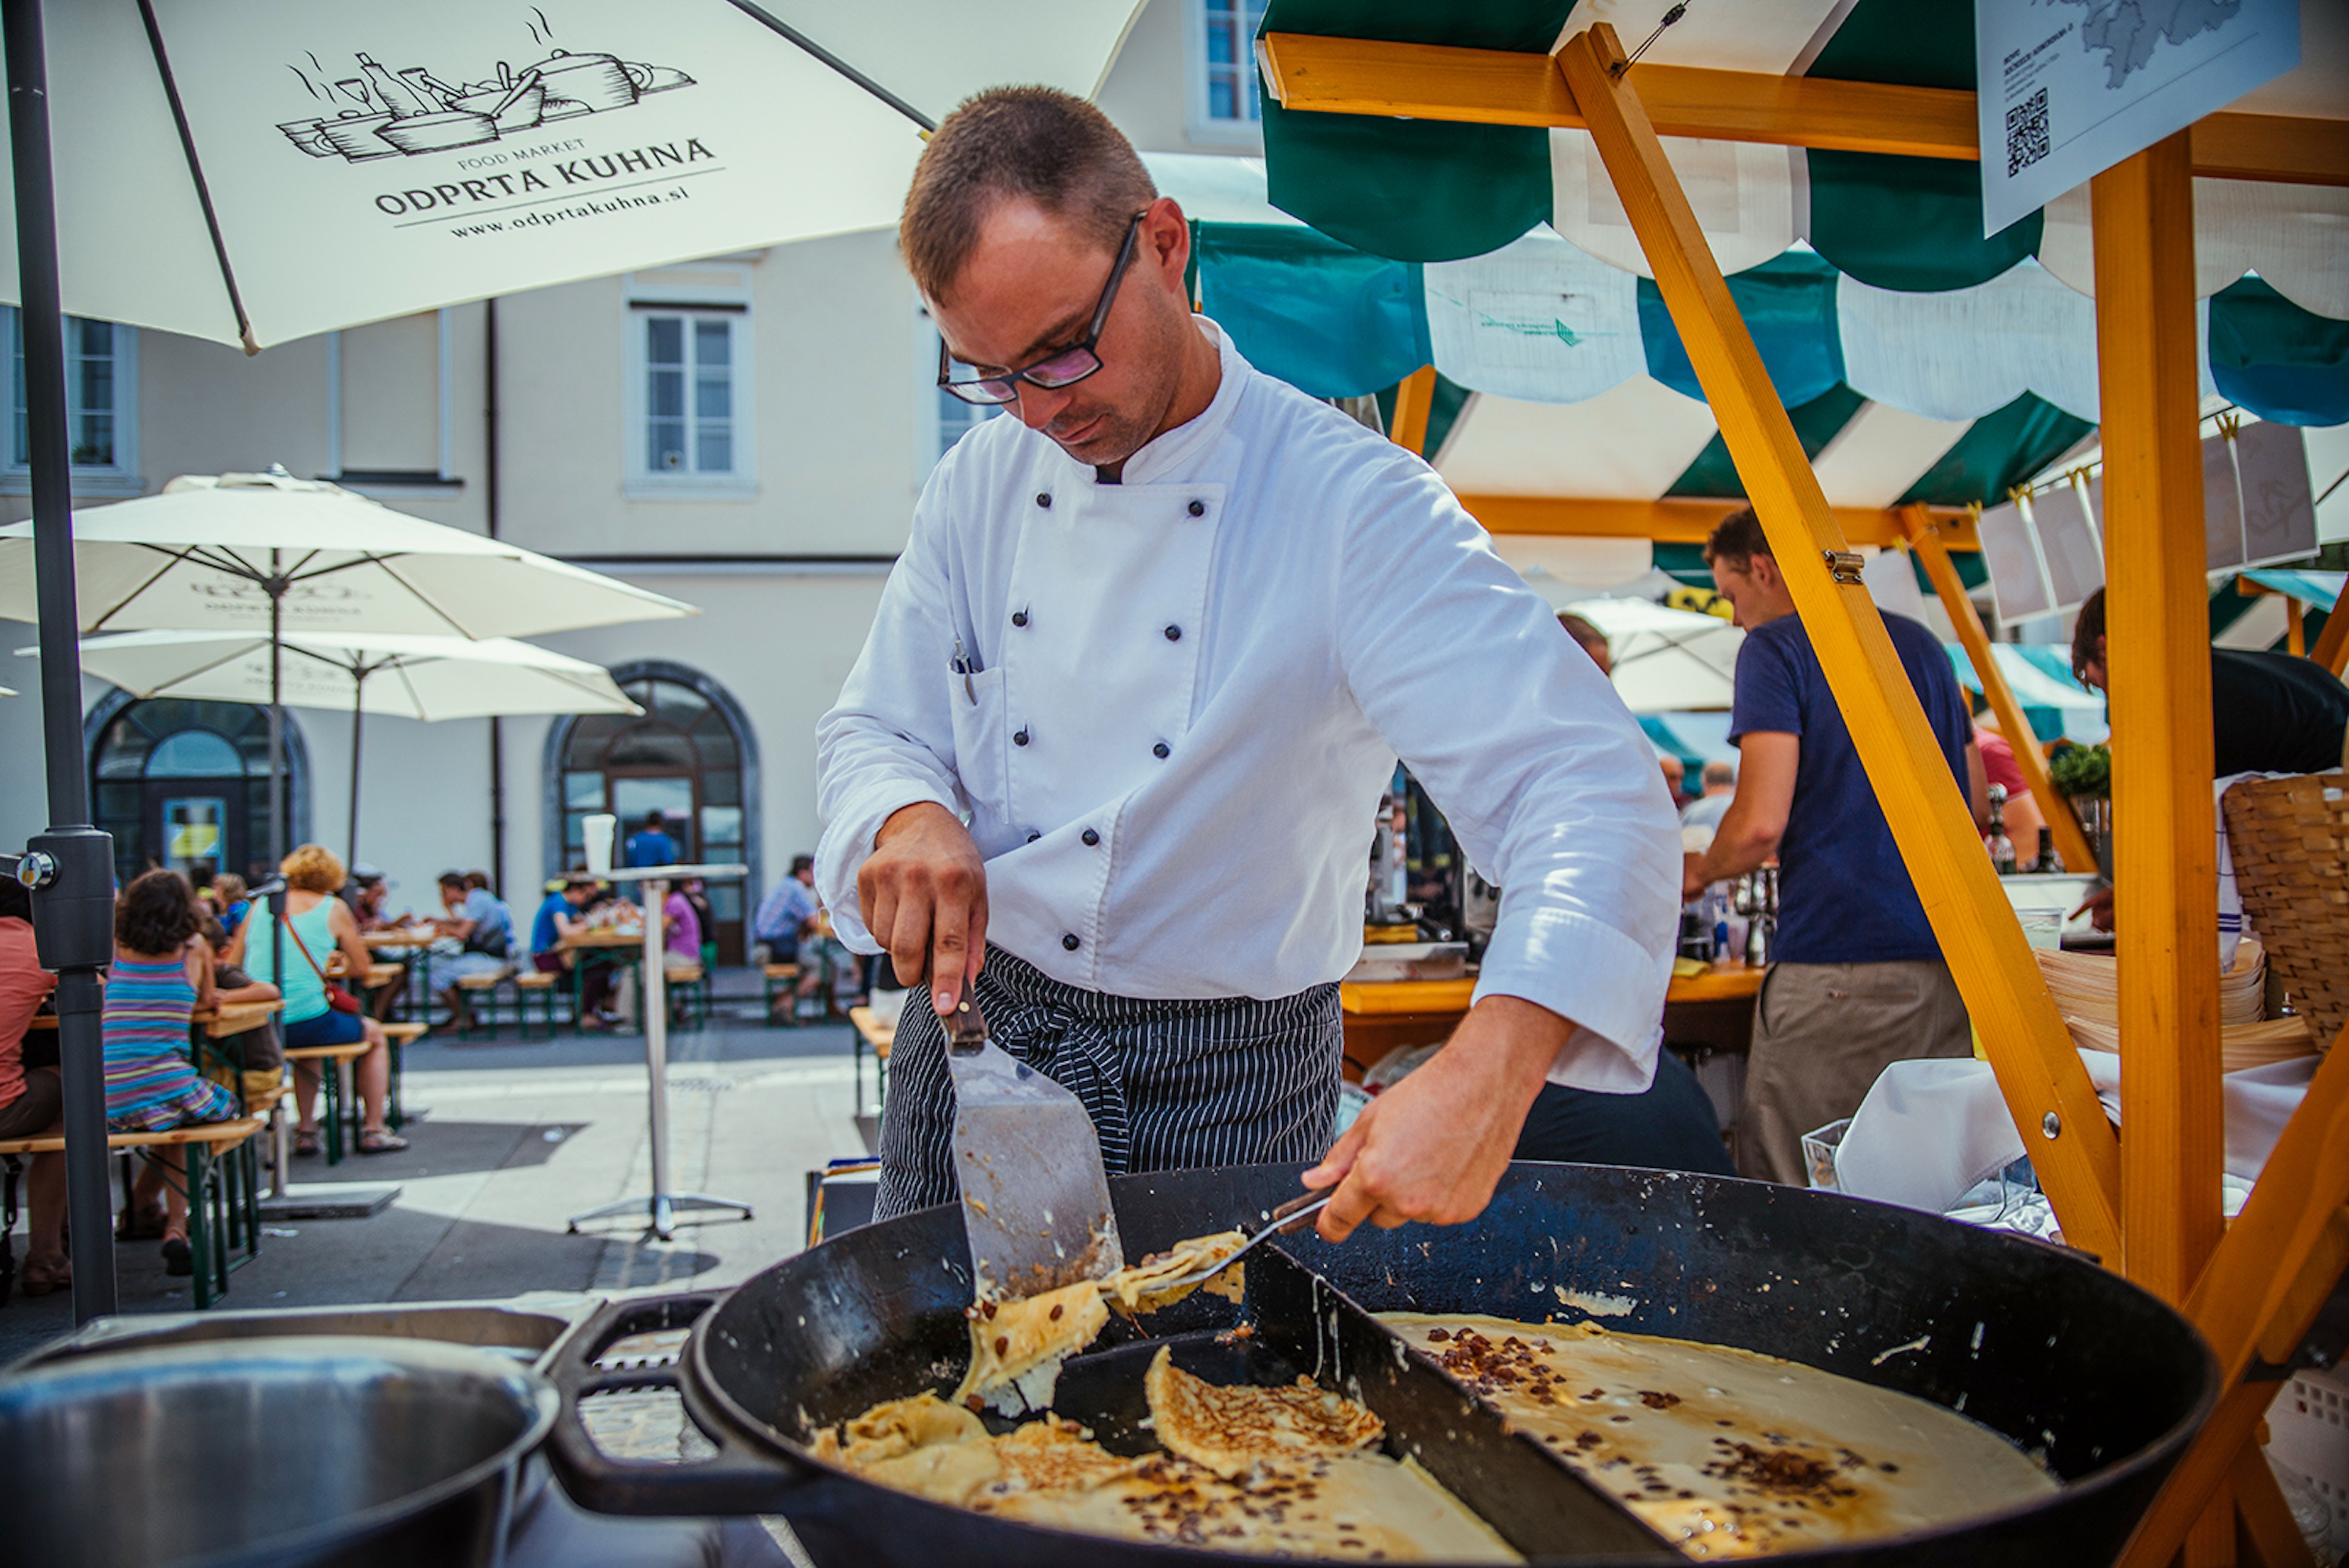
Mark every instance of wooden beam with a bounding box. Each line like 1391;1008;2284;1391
1459;494;1978;549
1556;23;2121;1263
2094;135;2225;1306
2120;1384;2280;1568
1259;32;2349;188
2313;598;2349;676
2287;597;2306;658
1390;365;1436;456
2232;1442;2320;1568
2183;1025;2349;1391
1902;505;2099;875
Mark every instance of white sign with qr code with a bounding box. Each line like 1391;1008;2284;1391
1974;0;2300;237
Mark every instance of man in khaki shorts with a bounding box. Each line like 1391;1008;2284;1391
1679;508;1987;1183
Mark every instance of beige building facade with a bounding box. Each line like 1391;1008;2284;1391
0;1;1265;961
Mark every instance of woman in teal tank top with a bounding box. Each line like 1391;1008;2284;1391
237;844;404;1154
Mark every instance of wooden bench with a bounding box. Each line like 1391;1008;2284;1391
763;962;802;1027
284;1040;372;1164
0;1117;266;1310
455;971;512;1039
664;965;708;1032
848;1006;895;1116
380;1022;427;1128
513;970;561;1040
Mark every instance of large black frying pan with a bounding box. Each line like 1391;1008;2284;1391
547;1163;2216;1566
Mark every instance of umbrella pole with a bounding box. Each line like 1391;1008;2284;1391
269;563;287;1047
6;0;120;1323
348;668;365;870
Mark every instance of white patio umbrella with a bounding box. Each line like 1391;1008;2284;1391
0;0;1143;349
23;628;642;866
1562;596;1746;715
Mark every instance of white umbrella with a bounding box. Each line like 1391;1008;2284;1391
0;0;1143;349
0;468;692;905
0;470;696;638
1562;596;1745;715
23;627;642;865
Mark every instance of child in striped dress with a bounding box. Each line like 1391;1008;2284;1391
105;868;237;1276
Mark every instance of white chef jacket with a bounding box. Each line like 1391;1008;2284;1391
817;323;1679;1090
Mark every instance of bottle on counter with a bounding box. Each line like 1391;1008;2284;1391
1985;784;2016;876
2033;826;2058;874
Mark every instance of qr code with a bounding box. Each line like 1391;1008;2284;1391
2006;88;2050;177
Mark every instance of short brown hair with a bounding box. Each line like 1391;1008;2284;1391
1556;612;1607;659
900;86;1156;303
2071;587;2106;686
117;868;200;956
280;843;345;895
1701;506;1772;570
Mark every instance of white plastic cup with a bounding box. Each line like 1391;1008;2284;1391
2017;910;2063;951
584;813;618;877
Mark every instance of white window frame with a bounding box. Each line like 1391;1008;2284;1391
2;307;141;497
914;295;1001;485
623;266;757;499
1184;0;1269;148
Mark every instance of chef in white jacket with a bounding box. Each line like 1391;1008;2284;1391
817;87;1679;1241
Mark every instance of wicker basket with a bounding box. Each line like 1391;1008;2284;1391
2221;772;2349;1047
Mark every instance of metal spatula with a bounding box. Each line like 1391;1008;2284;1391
946;995;1125;1299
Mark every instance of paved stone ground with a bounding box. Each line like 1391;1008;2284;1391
0;971;875;1364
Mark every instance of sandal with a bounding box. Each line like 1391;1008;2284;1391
357;1130;409;1154
295;1128;322;1157
160;1235;193;1277
18;1255;69;1296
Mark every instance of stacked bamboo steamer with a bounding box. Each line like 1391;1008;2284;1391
2035;942;2320;1071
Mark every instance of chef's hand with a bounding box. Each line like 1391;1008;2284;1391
860;801;989;1017
2070;884;2113;933
1305;995;1569;1244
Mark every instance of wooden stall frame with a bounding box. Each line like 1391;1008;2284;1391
1551;23;2122;1261
1899;503;2101;877
1266;23;2349;1560
1458;493;1976;549
1256;32;2349;187
1389;363;1436;456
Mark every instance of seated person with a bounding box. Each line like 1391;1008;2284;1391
532;872;620;1028
103;869;241;1276
207;872;250;935
0;876;64;1294
423;869;514;1033
200;914;282;1096
681;878;718;969
662;885;703;977
754;856;822;1019
1510;1052;1735;1176
237;844;406;1155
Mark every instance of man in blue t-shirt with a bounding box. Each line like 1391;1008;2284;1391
1679;508;1987;1185
624;812;681;869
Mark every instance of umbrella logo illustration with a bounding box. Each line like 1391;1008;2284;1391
279;32;694;163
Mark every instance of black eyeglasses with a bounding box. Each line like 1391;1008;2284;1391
937;210;1148;406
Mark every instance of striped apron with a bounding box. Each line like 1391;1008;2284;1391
874;945;1344;1220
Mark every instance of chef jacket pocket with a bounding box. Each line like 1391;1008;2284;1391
947;664;1011;818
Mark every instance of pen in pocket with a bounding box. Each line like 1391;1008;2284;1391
952;636;979;703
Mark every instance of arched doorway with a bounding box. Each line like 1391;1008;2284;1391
87;696;309;889
546;662;758;963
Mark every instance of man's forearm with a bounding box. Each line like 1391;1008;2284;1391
1692;821;1778;886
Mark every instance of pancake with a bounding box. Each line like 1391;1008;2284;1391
807;1393;1004;1506
813;1395;1515;1561
1381;1313;2058;1559
952;1279;1110;1417
1143;1345;1385;1478
1103;1229;1250;1314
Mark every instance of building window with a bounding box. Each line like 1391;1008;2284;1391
623;261;757;496
639;311;740;477
1187;0;1269;144
557;669;752;962
5;307;139;488
90;697;292;888
916;302;1002;476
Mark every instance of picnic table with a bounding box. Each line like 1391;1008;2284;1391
26;998;285;1039
848;1005;894;1116
558;925;646;1031
1338;961;1767;1079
